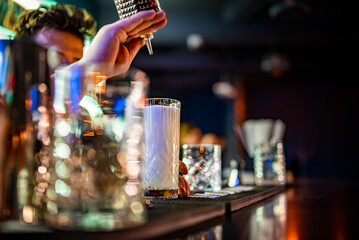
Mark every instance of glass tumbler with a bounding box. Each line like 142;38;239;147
0;39;50;224
253;141;286;186
42;66;148;231
142;98;181;198
182;144;222;192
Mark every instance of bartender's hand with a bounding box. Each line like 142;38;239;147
77;10;167;76
179;160;191;197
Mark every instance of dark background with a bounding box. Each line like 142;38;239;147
56;0;358;180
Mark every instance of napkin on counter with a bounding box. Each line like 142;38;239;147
243;119;286;158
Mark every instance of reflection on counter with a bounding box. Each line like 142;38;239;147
249;193;287;240
183;225;223;240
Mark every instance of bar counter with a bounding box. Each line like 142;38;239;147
1;178;357;239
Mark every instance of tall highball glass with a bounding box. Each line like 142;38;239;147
142;98;181;198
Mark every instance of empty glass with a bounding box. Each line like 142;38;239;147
0;39;50;223
42;65;148;231
253;141;286;186
182;144;222;192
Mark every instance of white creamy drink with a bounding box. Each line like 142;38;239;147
143;99;180;198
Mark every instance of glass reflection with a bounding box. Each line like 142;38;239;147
249;194;287;240
183;225;223;240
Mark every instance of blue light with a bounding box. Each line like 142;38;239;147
68;65;81;113
0;40;7;90
29;86;38;114
113;97;126;116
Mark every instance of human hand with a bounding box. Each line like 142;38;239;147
178;160;191;197
78;10;167;76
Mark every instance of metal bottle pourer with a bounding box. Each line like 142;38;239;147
114;0;161;55
142;33;154;55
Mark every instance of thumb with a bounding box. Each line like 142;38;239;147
126;38;146;62
179;160;188;175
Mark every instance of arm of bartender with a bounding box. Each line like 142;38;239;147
14;4;190;197
77;9;166;76
15;4;166;76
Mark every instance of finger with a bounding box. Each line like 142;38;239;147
117;10;161;33
179;175;190;197
127;11;166;36
107;10;156;43
114;44;130;73
178;176;186;196
128;19;167;38
179;161;188;175
184;178;190;197
126;38;146;62
179;175;184;187
178;186;186;197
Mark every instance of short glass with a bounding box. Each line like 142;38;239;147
142;98;181;198
182;144;222;192
42;66;148;231
253;141;286;186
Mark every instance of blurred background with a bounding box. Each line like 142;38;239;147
1;0;358;181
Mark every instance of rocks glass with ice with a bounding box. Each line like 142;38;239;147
143;98;181;198
182;144;222;192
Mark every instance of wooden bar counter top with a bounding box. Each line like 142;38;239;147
1;178;357;239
